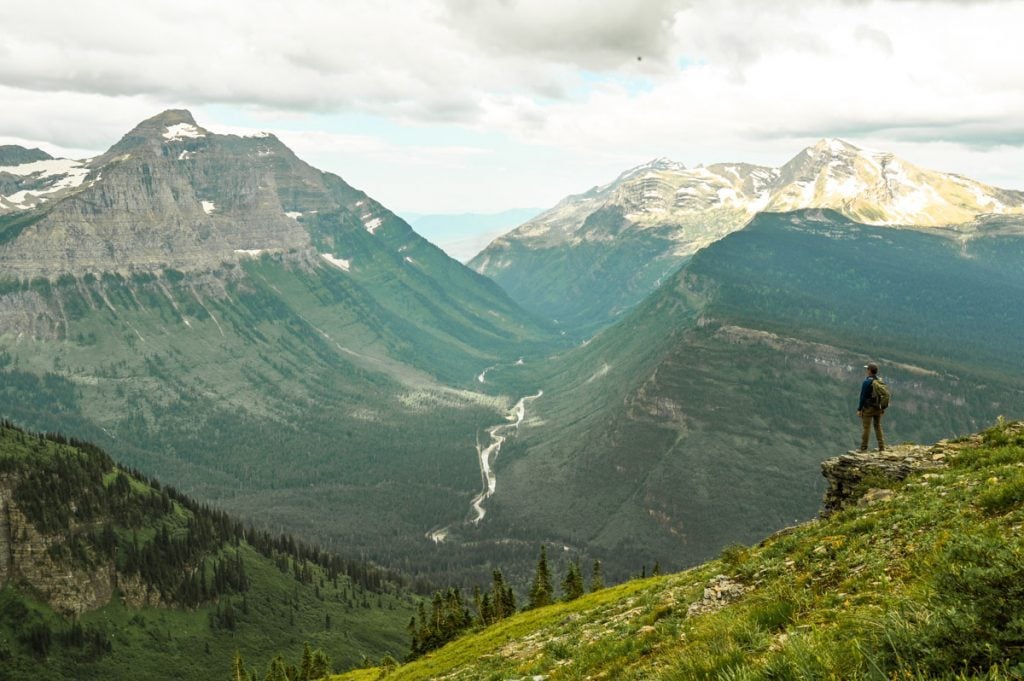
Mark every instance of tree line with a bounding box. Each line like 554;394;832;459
407;545;605;659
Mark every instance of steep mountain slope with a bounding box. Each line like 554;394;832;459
466;210;1024;581
337;421;1024;680
0;422;413;680
0;111;561;583
470;141;1024;337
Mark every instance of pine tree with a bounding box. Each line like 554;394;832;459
489;569;515;622
528;545;554;609
590;560;604;592
300;642;313;681
561;559;585;601
472;585;484;625
309;649;330;680
264;654;287;681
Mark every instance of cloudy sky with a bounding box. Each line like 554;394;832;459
1;0;1022;214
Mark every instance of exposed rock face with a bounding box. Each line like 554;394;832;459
820;440;964;516
0;145;52;166
769;138;1024;227
1;111;308;276
478;139;1024;270
0;476;117;616
0;109;388;278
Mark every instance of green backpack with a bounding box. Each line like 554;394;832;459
871;378;891;411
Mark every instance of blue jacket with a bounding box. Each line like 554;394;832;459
859;376;876;411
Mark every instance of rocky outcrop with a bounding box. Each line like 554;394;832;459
819;437;981;516
0;477;117;616
686;574;748;617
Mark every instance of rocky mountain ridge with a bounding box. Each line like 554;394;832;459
470;138;1024;335
481;138;1024;257
0;110;559;587
0;110;403;278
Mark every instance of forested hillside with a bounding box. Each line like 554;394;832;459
0;422;415;680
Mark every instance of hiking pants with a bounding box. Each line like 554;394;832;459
860;410;885;451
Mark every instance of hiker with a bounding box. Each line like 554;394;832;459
856;362;887;452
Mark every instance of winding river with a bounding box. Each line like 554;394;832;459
469;390;543;524
427;389;543;543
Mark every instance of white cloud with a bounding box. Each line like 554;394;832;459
0;0;1020;211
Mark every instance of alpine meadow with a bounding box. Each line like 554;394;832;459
2;2;1024;679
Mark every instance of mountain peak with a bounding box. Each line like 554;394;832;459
143;108;198;128
111;109;208;151
809;137;860;157
0;144;53;167
607;157;687;187
635;157;687;173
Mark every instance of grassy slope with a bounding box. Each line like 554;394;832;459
337;422;1024;680
0;425;414;680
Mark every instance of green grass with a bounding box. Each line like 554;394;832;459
334;422;1024;680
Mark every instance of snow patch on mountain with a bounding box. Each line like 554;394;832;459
163;123;205;141
0;158;85;178
364;216;383;234
320;253;351;271
0;158;92;210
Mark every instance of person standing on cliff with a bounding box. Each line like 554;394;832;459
856;362;886;452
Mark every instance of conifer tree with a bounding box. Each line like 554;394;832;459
309;649;330;679
264;654;287;681
472;585;484;625
561;559;585;601
589;560;604;592
528;545;554;609
300;642;313;681
488;569;515;622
